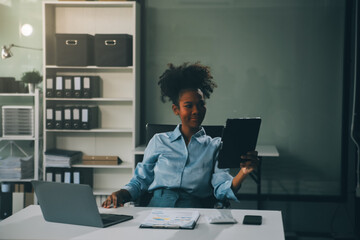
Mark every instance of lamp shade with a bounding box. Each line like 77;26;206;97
1;45;13;59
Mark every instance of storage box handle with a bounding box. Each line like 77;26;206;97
105;40;116;46
65;40;78;46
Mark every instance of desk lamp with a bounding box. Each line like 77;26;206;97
1;44;42;59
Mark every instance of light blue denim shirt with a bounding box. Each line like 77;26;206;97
123;124;238;201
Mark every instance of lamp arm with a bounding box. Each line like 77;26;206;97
10;44;42;51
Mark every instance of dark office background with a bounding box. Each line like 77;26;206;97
0;0;359;239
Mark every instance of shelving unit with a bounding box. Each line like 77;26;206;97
0;89;41;183
42;1;141;196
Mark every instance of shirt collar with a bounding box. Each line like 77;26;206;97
169;124;206;142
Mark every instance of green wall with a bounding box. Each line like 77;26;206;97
0;0;44;80
0;0;346;196
142;0;345;196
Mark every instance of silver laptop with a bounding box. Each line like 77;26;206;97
32;181;133;228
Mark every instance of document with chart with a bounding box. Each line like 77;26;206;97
140;209;200;229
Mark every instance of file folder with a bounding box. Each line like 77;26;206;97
54;107;64;129
73;171;80;184
72;106;81;129
63;106;72;129
64;171;71;183
46;107;55;129
55;76;64;98
46;77;55;98
81;106;99;129
46;172;53;182
55;173;62;183
63;76;73;98
73;76;83;98
83;76;100;98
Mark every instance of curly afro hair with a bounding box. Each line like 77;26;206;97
158;62;217;105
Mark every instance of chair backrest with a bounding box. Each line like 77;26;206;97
145;124;224;145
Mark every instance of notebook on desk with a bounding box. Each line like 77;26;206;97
31;181;133;228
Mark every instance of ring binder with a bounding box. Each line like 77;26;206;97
46;76;55;98
63;76;73;98
46;107;55;129
54;107;63;129
73;76;83;98
55;76;64;98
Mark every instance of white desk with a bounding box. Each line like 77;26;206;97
0;205;285;240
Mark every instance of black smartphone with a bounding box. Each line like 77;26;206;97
242;215;262;225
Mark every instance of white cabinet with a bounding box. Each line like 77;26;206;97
43;1;141;196
0;89;41;183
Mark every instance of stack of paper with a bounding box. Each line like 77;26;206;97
140;209;200;229
45;149;82;168
0;156;33;179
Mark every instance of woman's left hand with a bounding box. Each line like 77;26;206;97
239;151;259;175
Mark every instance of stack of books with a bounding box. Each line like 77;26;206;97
82;155;122;165
45;149;82;168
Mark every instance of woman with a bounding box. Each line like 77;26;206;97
102;62;258;208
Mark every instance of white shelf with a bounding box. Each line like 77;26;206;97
0;89;41;183
0;93;36;97
45;97;133;102
43;1;141;191
0;179;34;183
44;1;135;7
45;128;133;133
0;136;36;141
72;162;133;169
45;65;133;71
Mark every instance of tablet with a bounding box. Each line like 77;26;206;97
218;118;261;168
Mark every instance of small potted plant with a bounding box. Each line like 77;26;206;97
21;70;42;93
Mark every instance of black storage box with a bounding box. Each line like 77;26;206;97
94;34;132;67
56;34;94;66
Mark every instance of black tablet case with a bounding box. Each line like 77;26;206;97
218;118;261;168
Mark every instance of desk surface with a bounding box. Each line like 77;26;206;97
0;205;284;240
135;144;279;158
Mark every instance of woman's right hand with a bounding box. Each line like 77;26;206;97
102;189;131;208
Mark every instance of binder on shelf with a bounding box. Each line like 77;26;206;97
54;107;64;129
63;106;72;129
0;192;12;219
83;76;100;98
72;106;81;129
64;171;71;183
46;76;55;98
81;106;99;129
55;76;64;98
82;155;122;165
73;171;80;184
73;76;83;98
12;184;25;214
63;76;73;98
46;107;55;129
55;173;62;183
46;172;53;182
24;192;34;208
